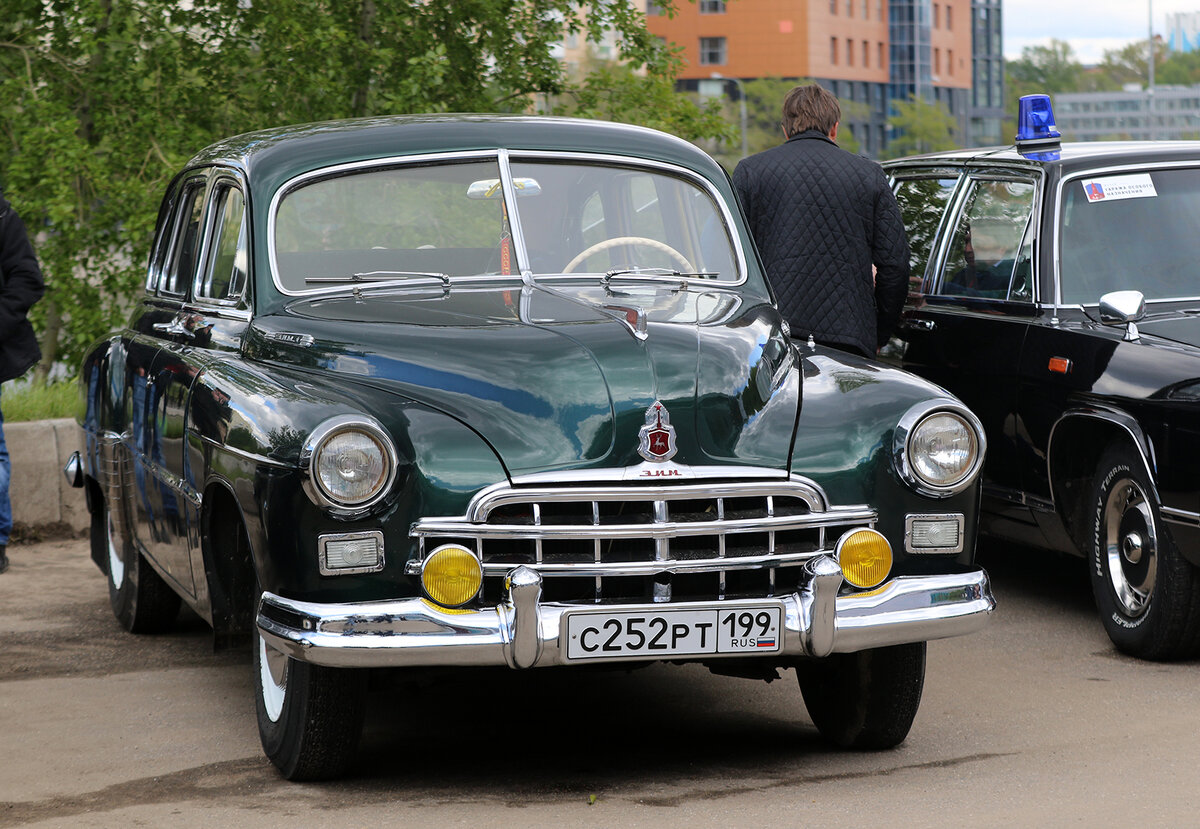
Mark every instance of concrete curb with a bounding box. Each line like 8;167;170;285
9;418;89;534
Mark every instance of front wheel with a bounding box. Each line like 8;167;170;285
254;623;368;780
100;502;180;634
1087;445;1200;660
797;642;926;749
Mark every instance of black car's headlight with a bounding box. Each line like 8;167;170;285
300;415;398;513
893;401;986;497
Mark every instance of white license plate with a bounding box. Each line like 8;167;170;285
564;605;782;660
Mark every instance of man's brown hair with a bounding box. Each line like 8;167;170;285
782;84;841;138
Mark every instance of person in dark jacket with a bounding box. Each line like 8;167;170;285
0;193;46;573
733;83;910;358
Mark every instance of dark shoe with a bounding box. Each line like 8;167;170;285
0;545;8;574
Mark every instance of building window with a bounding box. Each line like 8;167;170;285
948;48;954;75
831;37;839;64
699;36;727;65
830;0;837;14
846;0;853;15
848;39;855;66
878;41;885;69
699;0;726;12
646;1;663;14
947;5;953;29
863;39;870;66
934;47;940;75
933;3;940;27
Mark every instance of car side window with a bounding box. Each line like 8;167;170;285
160;179;207;297
938;178;1036;301
892;175;959;289
197;182;247;304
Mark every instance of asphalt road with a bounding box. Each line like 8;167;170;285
3;535;1199;828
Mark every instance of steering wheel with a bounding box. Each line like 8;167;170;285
563;236;695;274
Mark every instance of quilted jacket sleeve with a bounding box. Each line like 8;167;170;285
869;173;910;349
0;197;45;345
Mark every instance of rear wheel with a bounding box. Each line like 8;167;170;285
101;501;180;633
1087;445;1200;660
797;642;926;749
254;614;368;780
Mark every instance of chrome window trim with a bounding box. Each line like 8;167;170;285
892;399;987;497
927;170;1043;300
267;149;748;298
192;174;251;309
157;174;210;299
1051;159;1200;308
299;414;399;516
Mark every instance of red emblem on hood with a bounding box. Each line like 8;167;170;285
638;401;678;463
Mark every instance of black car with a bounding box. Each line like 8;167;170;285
881;95;1200;660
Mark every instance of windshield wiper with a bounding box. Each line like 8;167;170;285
306;270;451;287
602;267;719;286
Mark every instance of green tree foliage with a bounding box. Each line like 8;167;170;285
0;0;726;382
881;96;959;159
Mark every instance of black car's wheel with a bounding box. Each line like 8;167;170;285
254;622;367;781
1087;445;1200;660
102;503;181;634
797;642;926;749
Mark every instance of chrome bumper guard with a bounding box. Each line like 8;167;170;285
257;555;994;669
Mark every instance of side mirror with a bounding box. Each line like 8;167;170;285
467;177;542;199
1098;290;1145;342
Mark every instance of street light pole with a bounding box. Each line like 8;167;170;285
711;72;749;159
1149;0;1156;139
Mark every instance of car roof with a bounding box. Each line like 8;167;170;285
884;140;1200;177
186;114;728;188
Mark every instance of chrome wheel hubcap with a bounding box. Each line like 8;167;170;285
258;633;288;723
1103;478;1157;617
106;513;125;590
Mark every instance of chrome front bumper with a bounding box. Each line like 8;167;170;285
257;555;995;669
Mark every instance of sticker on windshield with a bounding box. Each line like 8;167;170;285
1080;173;1157;203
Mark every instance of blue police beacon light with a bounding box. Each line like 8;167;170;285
1015;94;1061;148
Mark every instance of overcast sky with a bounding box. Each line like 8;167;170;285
1004;0;1198;63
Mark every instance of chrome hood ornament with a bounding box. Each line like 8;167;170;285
638;401;678;463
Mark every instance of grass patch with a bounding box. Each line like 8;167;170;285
3;380;78;423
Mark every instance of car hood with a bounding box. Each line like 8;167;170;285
1135;312;1200;351
251;283;799;476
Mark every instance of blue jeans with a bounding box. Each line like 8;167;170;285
0;386;11;545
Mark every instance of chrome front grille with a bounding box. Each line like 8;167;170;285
412;477;875;605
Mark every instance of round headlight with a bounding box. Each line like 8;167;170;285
910;412;978;488
894;402;985;497
302;416;397;511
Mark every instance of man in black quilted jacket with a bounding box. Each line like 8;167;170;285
0;192;45;573
733;84;909;358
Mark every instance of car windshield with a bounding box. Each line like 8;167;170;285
1060;166;1200;304
272;156;740;294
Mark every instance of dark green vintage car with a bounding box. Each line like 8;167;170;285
67;114;994;780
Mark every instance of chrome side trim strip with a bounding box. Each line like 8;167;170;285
1163;506;1200;528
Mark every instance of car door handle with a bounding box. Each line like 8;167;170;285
903;318;936;332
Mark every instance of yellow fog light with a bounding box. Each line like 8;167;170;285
836;528;893;590
421;545;483;607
